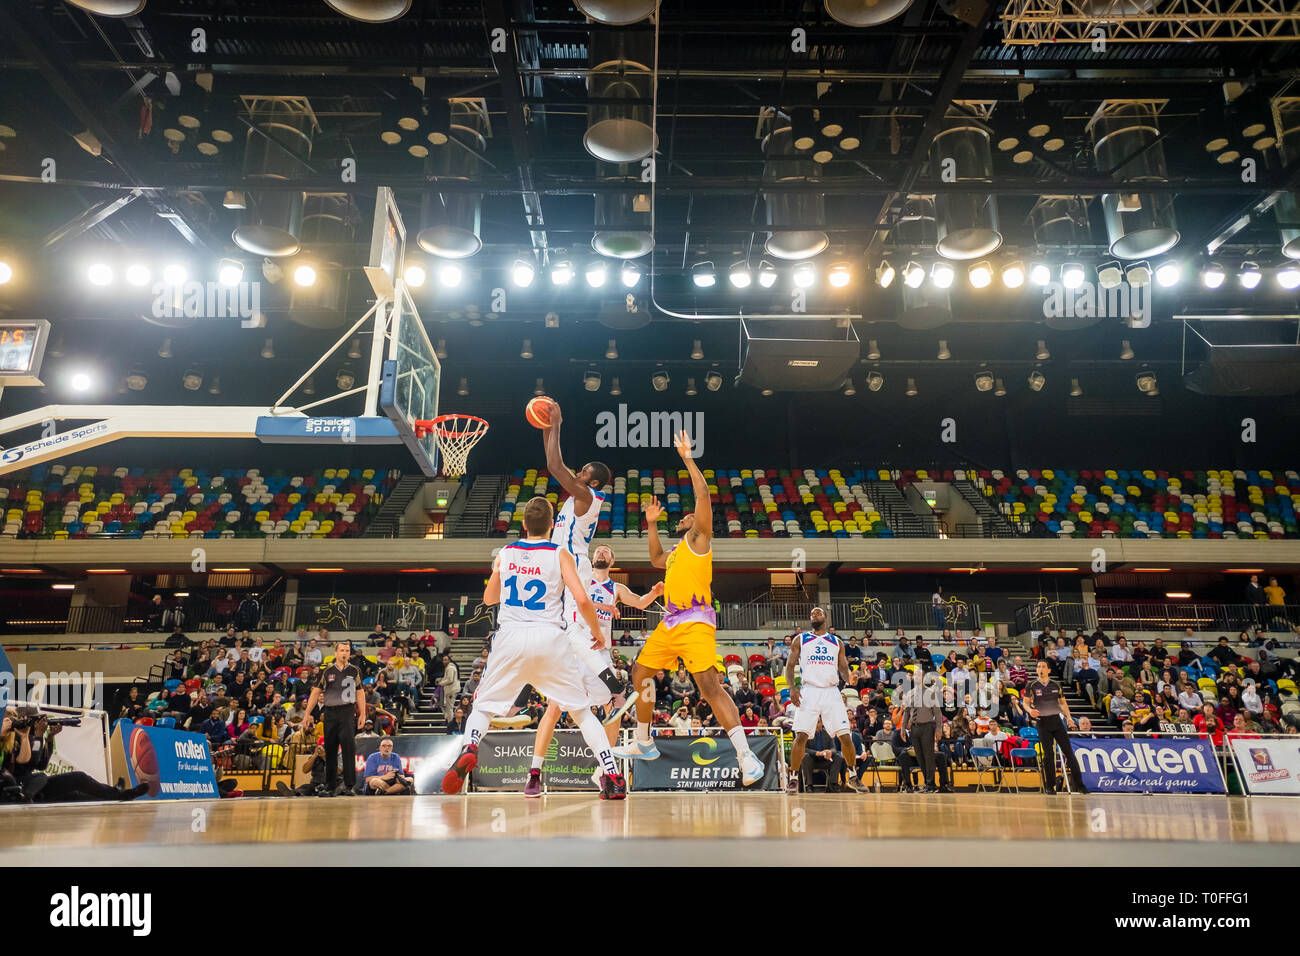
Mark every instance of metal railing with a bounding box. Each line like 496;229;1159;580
716;600;981;632
300;599;446;635
1016;600;1300;641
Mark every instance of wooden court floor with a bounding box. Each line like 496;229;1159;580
2;793;1298;866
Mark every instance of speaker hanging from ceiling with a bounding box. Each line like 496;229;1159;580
1090;101;1180;260
929;111;1002;260
322;1;412;22
584;30;658;163
574;0;660;24
417;100;489;259
232;97;316;258
737;319;860;392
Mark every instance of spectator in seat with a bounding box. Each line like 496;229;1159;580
1076;716;1095;736
1119;720;1136;739
652;669;673;703
938;720;967;767
1109;637;1133;665
1073;651;1099;707
891;635;914;662
801;719;846;793
669;666;695;704
1176;681;1205;712
234;593;261;632
733;674;760;712
845;636;862;665
1207;636;1238;669
201;707;231;747
739;703;760;734
1108;688;1132;723
304;638;324;667
1008;656;1028;689
364;738;414;795
445;706;467;735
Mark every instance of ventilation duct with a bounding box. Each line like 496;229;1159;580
574;0;659;25
64;1;147;15
417;100;489;259
232;97;317;258
762;118;829;261
893;196;937;248
1273;97;1300;259
824;0;915;27
1090;101;1179;260
584;31;657;163
289;194;354;326
929;112;1001;259
593;162;654;259
323;0;412;20
1029;195;1091;247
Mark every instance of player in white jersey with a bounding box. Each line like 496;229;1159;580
784;606;861;793
440;496;627;799
523;543;663;797
539;399;627;702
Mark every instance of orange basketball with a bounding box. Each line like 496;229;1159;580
525;396;553;429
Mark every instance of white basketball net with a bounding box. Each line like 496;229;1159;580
430;415;489;478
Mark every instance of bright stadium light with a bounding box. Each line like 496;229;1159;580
902;260;925;289
162;263;188;286
87;263;113;286
511;258;536;288
728;262;752;289
550;259;574;286
125;263;152;287
968;261;993;289
437;263;463;288
70;370;93;392
1201;262;1226;289
1001;260;1025;289
293;264;317;287
757;260;778;289
876;261;895;289
1155;260;1182;287
930;261;954;289
0;261;12;285
1061;262;1086;290
793;262;817;289
1029;262;1051;287
692;261;717;288
1239;261;1262;289
217;259;242;287
1126;260;1152;288
403;263;426;288
828;263;852;288
585;259;608;288
621;261;642;288
1277;263;1300;290
1097;260;1123;290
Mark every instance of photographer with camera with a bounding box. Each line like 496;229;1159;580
2;706;149;803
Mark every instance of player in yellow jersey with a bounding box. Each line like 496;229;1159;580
612;430;766;786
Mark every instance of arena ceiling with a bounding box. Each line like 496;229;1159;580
0;0;1299;415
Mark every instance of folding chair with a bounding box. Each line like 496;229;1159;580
968;746;998;792
867;741;897;792
1007;748;1040;792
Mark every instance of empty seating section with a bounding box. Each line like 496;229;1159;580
1;463;400;539
495;467;888;539
963;468;1300;539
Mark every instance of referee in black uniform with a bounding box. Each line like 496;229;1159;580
1026;659;1088;794
301;641;365;795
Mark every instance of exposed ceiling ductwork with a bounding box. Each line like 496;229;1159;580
929;110;1002;260
1090;101;1180;260
583;30;658;164
1029;195;1091;247
231;96;318;259
417;100;490;259
762;114;829;261
593;161;654;259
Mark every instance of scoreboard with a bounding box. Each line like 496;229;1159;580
0;320;51;386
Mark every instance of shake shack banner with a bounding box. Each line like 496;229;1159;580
473;730;600;791
1229;737;1300;795
1072;736;1226;794
629;733;783;792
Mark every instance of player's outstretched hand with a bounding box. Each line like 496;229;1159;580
546;398;562;427
790;687;801;707
673;429;693;461
590;631;610;651
644;495;663;523
649;581;665;599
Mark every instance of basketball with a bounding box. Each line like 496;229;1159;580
525;396;553;429
128;728;160;798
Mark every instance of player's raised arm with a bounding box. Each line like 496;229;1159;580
675;429;712;547
616;580;664;611
644;495;668;568
542;400;592;513
559;549;606;647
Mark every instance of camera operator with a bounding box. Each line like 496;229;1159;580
2;707;148;802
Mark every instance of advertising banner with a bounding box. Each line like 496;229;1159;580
110;719;219;800
1071;736;1226;794
1229;737;1300;795
628;733;783;792
472;730;601;791
353;734;464;795
39;705;109;784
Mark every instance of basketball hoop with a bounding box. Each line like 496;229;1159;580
413;414;488;478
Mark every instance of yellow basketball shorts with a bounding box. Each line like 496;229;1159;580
636;620;717;675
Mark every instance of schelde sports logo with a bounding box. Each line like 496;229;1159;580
691;737;721;765
1;422;111;465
